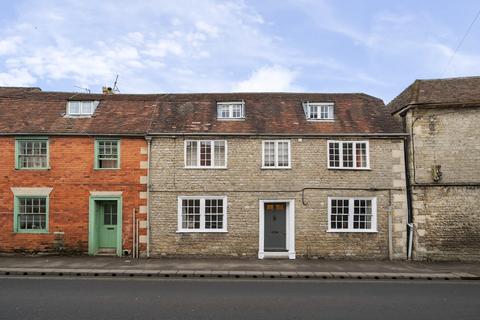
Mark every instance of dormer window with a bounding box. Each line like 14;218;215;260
217;101;245;120
67;101;99;116
303;102;334;120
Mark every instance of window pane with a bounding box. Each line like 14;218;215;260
200;141;212;166
205;199;224;229
320;105;329;119
342;142;354;168
81;101;92;114
330;199;349;229
329;142;340;167
277;142;289;167
18;140;48;169
68;101;80;114
355;142;367;168
17;197;47;231
182;199;201;229
353;199;372;230
263;142;275;167
98;140;119;168
231;104;242;118
214;141;225;167
186;141;198;166
218;105;230;118
309;105;318;119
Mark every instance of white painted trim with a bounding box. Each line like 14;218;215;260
304;102;335;120
327;140;370;170
184;140;228;169
327;197;377;233
177;196;228;232
261;140;291;169
262;252;290;258
11;187;53;196
89;191;123;196
217;101;245;120
258;199;295;260
66;101;99;116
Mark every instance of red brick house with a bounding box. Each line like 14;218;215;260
0;88;155;256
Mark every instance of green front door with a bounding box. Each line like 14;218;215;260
98;201;118;248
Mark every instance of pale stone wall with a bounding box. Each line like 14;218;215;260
149;136;408;259
407;107;480;184
405;106;480;261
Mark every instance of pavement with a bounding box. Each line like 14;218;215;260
0;255;479;280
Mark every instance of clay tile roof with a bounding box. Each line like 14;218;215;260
0;90;157;135
388;76;480;114
0;88;403;136
148;92;403;135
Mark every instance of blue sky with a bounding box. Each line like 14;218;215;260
0;0;479;102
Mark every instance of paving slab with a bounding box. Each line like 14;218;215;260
0;256;479;281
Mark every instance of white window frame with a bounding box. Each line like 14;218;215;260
327;197;377;233
177;196;228;233
261;140;291;169
217;101;245;120
184;140;228;169
66;101;99;116
327;140;370;170
304;102;334;121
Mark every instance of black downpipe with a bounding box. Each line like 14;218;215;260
402;115;414;260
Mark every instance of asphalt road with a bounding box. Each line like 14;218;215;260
0;277;479;320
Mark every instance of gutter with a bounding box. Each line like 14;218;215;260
392;100;480;116
148;132;408;138
0;132;146;137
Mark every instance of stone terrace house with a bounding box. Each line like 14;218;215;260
0;88;155;257
389;77;480;261
148;93;408;259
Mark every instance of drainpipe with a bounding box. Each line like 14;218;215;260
402;114;414;260
388;190;393;261
146;136;152;258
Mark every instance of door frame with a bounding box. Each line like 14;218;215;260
258;199;295;259
88;195;123;257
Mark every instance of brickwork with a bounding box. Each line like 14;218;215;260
0;136;148;255
149;136;408;259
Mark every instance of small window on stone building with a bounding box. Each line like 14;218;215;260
185;140;227;168
262;140;291;169
95;139;120;169
328;141;369;169
178;196;227;232
328;197;377;232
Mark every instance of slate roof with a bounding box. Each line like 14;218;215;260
0;88;404;136
388;76;480;114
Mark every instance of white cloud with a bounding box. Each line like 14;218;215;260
0;68;36;86
425;42;480;76
0;0;285;92
143;39;184;58
0;36;22;55
233;65;299;92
